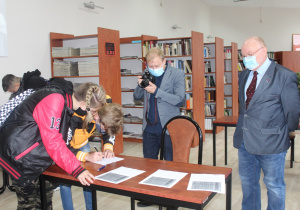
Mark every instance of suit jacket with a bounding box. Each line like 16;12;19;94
133;65;185;131
233;61;300;155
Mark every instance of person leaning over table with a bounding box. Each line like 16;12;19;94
0;81;106;209
60;102;124;210
133;47;185;208
233;36;300;210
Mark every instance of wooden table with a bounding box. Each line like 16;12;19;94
212;116;238;166
40;155;232;210
212;116;298;167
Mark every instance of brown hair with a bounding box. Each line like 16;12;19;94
74;82;106;129
98;103;124;136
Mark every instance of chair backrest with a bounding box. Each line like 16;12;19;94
160;116;203;164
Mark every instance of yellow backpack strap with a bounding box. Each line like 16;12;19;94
106;94;112;104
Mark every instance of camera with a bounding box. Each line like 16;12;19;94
140;70;155;88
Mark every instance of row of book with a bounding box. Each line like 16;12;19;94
205;118;214;130
204;61;212;72
224;110;231;116
205;90;216;102
167;59;192;73
143;39;192;57
205;104;216;116
180;110;193;118
184;93;193;109
53;59;99;76
238;61;245;71
52;46;98;57
224;49;232;59
185;75;192;91
204;75;216;87
204;46;211;58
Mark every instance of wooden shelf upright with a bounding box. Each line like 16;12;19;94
50;27;123;154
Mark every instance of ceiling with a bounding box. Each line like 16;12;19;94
200;0;300;8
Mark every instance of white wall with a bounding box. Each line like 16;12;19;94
0;0;210;104
210;7;300;51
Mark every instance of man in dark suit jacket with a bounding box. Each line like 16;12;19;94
234;36;300;210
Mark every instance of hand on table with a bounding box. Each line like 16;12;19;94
103;150;115;158
78;170;94;186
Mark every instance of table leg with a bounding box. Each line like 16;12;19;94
0;169;6;194
130;197;135;210
226;173;232;210
213;124;217;166
225;126;228;165
92;189;97;210
39;175;47;210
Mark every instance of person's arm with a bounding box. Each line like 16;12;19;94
33;93;86;179
133;75;145;100
95;123;115;158
281;72;300;131
155;70;185;107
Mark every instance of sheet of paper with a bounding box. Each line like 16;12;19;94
95;166;145;184
139;169;188;188
187;174;225;194
90;157;124;165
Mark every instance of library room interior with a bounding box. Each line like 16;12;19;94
1;0;300;209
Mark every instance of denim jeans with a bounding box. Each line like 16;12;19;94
60;143;92;210
143;131;173;161
238;142;286;210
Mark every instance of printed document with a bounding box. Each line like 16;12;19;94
187;174;225;194
95;166;145;184
90;157;124;165
139;169;188;188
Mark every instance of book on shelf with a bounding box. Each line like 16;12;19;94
184;60;192;73
205;104;216;116
224;49;232;59
224;99;227;108
238;61;245;71
185;75;192;91
204;61;211;72
184;93;193;109
204;46;211;58
205;118;213;130
204;75;215;87
224;110;231;116
205;90;216;102
143;39;192;57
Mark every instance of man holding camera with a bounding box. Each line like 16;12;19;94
133;47;185;163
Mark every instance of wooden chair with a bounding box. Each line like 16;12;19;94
159;116;203;210
160;115;203;164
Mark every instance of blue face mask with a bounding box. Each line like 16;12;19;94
243;56;259;70
149;67;164;77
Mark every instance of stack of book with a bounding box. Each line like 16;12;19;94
78;60;99;76
53;59;78;76
52;47;80;57
80;45;98;56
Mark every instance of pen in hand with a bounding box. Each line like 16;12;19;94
98;165;106;171
93;146;99;152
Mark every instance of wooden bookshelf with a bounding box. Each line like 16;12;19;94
142;31;205;145
50;27;123;154
120;35;157;143
274;51;300;73
224;42;238;117
204;37;224;133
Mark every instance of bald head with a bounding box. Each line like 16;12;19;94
241;36;268;71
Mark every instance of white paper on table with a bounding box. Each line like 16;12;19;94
95;166;145;184
139;169;188;188
187;174;225;194
90;157;124;165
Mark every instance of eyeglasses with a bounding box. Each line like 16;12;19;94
242;47;263;59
